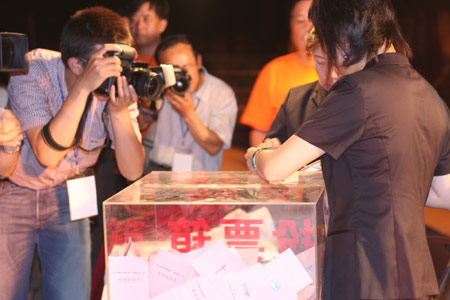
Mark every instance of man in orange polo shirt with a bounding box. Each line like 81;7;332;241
125;0;169;67
240;0;318;146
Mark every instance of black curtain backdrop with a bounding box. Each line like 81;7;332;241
2;0;449;147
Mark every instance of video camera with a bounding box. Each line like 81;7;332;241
95;44;190;105
0;32;28;72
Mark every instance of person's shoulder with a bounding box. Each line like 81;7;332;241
285;81;321;107
9;49;60;84
263;52;298;69
26;48;61;62
26;49;61;71
289;81;319;96
203;70;235;95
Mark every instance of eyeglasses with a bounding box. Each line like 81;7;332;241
78;57;88;65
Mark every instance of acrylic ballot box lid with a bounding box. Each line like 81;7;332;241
103;170;325;204
103;171;328;300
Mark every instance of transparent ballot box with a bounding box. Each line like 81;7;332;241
103;171;328;300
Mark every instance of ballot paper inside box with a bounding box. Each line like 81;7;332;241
103;171;328;300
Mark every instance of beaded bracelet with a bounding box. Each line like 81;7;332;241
251;147;269;170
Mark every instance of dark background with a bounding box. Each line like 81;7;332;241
1;0;449;148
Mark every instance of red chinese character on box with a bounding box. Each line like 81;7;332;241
107;218;146;252
168;217;211;253
273;219;314;252
221;219;264;257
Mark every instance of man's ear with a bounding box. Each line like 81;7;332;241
196;53;203;69
67;57;84;76
158;19;168;35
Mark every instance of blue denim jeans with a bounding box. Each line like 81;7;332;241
0;180;91;300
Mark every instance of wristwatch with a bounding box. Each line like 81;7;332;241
0;142;22;154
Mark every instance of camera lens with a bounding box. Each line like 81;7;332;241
144;73;163;100
1;38;14;68
129;69;163;101
171;77;190;95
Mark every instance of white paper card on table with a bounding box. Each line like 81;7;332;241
264;248;313;299
191;240;246;276
148;249;196;297
108;256;149;300
235;248;259;267
66;173;98;221
150;274;233;300
177;275;234;300
226;263;276;300
148;287;179;300
172;152;193;171
179;245;208;263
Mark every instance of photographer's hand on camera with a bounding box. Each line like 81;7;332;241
107;74;144;181
83;44;144;181
165;89;195;118
73;44;123;95
107;76;138;113
165;89;223;156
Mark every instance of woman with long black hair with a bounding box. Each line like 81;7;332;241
246;0;450;298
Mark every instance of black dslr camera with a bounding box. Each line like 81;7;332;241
95;44;190;103
0;32;28;72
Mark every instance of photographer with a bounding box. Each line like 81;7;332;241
2;6;144;300
0;108;23;177
146;34;237;172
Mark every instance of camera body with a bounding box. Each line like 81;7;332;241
95;44;190;102
0;32;28;72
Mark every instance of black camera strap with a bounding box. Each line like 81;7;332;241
41;93;93;151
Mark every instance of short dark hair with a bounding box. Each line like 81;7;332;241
60;6;132;68
290;0;311;12
123;0;170;20
154;34;198;64
309;0;412;70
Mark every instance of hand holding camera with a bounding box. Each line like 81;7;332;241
74;44;125;96
0;108;23;152
107;76;138;113
165;89;195;119
95;44;191;109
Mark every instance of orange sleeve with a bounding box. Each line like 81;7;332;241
240;54;318;131
136;54;158;67
240;63;277;131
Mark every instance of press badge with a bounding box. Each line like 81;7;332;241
67;168;98;221
172;151;193;171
